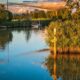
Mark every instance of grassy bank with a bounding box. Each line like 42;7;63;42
0;19;51;28
46;20;80;53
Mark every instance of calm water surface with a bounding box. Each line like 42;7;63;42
0;29;52;80
0;28;80;80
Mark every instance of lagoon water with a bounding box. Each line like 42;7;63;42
0;29;52;80
0;28;80;80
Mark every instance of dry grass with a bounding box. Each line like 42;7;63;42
23;2;67;10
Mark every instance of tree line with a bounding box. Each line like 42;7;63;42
0;1;80;21
46;2;80;53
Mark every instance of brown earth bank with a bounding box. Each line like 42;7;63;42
48;50;80;61
50;47;80;54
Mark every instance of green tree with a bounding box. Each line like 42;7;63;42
46;20;80;52
5;10;13;21
0;10;13;22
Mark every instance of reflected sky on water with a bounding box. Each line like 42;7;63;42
0;28;53;80
0;28;80;80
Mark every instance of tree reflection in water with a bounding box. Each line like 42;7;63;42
0;30;13;64
45;53;80;80
24;29;32;42
0;28;45;50
0;30;13;50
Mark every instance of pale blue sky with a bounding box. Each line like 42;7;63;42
0;0;35;3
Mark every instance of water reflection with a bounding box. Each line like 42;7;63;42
1;28;80;80
0;29;34;50
0;26;47;50
0;28;51;80
0;30;12;50
24;29;32;42
46;53;80;80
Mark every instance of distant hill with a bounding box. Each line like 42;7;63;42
5;1;66;14
23;0;62;2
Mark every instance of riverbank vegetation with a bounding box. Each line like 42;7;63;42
46;20;80;53
46;2;80;53
0;8;51;27
0;2;80;27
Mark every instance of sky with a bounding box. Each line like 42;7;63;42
0;0;35;3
